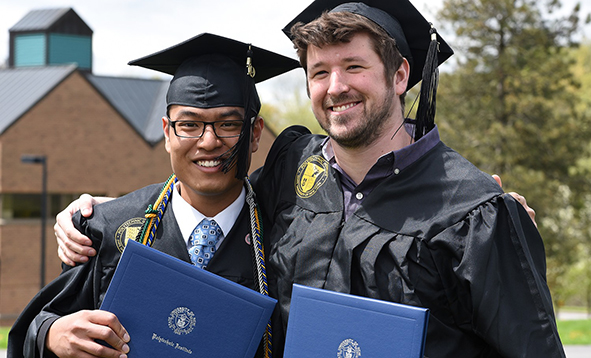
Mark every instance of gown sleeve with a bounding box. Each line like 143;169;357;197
421;193;564;357
252;125;311;224
7;213;102;358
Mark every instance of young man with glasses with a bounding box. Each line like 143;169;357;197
7;33;298;358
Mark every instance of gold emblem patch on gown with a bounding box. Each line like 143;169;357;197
115;218;147;252
295;155;329;199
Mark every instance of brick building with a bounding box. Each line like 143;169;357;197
0;8;276;326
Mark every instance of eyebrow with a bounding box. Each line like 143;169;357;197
217;109;245;120
308;56;369;72
173;110;201;120
173;108;245;121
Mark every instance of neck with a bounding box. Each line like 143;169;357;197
178;182;243;217
331;118;412;185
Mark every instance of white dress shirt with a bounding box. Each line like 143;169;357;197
171;182;245;250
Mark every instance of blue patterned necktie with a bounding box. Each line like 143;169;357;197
188;219;221;269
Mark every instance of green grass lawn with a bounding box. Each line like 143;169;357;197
1;319;590;349
558;319;591;345
0;326;8;349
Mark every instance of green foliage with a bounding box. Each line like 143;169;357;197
0;326;8;349
570;40;591;182
541;187;591;304
438;0;587;185
557;319;591;345
436;0;591;307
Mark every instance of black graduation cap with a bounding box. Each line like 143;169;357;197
283;0;454;140
129;32;300;83
282;0;453;91
129;32;300;112
128;32;300;179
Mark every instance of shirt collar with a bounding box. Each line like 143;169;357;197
323;123;441;182
171;181;245;247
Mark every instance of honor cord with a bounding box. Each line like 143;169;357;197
136;174;178;247
245;177;272;358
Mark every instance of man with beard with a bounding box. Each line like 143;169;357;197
7;33;298;358
251;1;564;357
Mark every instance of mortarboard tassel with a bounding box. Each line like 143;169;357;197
221;45;257;179
220;114;253;179
231;119;253;179
415;24;440;141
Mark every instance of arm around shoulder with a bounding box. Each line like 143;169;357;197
55;194;116;266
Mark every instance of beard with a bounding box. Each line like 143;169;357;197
318;86;397;149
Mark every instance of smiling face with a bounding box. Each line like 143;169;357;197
306;32;407;149
163;105;262;215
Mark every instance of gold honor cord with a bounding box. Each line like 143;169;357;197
245;177;272;358
136;174;178;247
244;50;271;357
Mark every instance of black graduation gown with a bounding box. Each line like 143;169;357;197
253;126;565;358
8;183;260;358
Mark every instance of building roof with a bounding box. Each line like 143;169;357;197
85;75;168;145
10;8;74;32
0;65;167;146
0;65;77;134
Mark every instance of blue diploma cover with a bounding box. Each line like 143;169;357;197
284;284;429;358
100;239;276;358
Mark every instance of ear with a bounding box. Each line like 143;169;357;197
162;117;172;154
395;58;410;96
250;116;264;153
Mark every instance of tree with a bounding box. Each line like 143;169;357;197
563;41;591;311
435;0;591;302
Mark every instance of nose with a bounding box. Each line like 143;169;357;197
197;125;222;150
327;70;349;97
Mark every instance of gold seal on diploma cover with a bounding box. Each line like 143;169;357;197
115;218;146;252
295;155;328;199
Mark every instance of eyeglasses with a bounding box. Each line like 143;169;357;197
168;119;244;139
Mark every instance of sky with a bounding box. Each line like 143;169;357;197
0;0;439;101
1;0;589;101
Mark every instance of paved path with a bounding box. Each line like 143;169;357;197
559;311;591;320
564;345;591;357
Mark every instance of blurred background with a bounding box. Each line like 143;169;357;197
1;0;590;352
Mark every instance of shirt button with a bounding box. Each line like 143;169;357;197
394;168;400;175
355;192;364;200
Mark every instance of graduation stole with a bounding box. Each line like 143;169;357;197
135;174;272;358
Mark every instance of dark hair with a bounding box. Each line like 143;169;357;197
290;11;405;98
